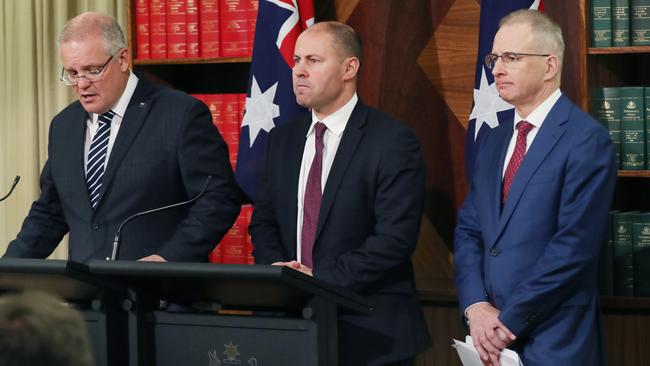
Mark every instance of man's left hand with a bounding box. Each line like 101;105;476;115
139;254;167;262
272;261;313;276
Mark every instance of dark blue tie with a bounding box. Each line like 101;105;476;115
86;110;114;209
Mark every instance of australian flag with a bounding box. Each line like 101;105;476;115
235;0;315;201
466;0;544;183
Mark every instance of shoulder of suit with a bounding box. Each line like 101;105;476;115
564;99;609;135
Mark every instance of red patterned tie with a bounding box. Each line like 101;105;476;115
502;120;534;204
301;122;327;268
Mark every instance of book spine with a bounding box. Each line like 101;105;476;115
199;0;220;58
632;0;650;45
598;211;617;296
643;87;650;169
220;0;249;57
186;0;200;58
150;0;168;59
613;212;636;296
613;0;631;46
592;0;613;47
620;87;646;169
166;0;187;59
222;94;241;170
242;204;254;264
246;0;258;55
221;208;247;264
591;87;622;168
633;213;650;296
135;0;151;59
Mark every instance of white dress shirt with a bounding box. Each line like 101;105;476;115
295;93;358;263
502;88;562;177
83;72;139;174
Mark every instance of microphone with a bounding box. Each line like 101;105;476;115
0;176;20;202
108;175;213;260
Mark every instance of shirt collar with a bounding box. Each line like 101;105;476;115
92;71;139;123
307;93;358;137
513;88;562;130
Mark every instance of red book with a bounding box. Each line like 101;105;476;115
203;94;224;129
186;0;200;58
199;0;220;58
241;204;254;264
221;94;241;169
149;0;167;59
166;0;187;58
220;0;249;57
245;0;258;56
220;208;247;264
208;244;222;263
135;0;151;60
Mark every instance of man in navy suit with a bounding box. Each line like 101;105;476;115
4;12;241;263
454;10;616;366
250;21;430;365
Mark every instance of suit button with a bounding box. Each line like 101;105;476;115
490;248;499;256
93;224;100;230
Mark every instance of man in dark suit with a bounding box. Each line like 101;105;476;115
250;21;430;365
454;10;616;366
4;12;240;263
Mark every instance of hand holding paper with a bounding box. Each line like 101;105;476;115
452;336;523;366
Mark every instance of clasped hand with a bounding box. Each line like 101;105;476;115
467;303;517;366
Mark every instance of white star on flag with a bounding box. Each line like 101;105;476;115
242;76;280;147
469;66;514;139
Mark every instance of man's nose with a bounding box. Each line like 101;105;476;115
77;76;92;88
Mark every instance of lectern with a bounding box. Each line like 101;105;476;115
87;260;372;366
0;258;127;366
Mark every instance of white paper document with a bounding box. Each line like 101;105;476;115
452;335;524;366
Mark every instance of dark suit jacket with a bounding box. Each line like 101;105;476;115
454;95;617;365
250;100;431;365
5;78;241;263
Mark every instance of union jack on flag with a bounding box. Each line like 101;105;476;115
466;0;544;183
236;0;315;201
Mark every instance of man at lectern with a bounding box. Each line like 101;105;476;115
250;21;431;366
454;10;616;366
4;12;240;263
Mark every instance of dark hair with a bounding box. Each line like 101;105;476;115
313;21;364;64
0;291;93;366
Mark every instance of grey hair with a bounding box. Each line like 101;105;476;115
500;9;565;70
58;12;126;55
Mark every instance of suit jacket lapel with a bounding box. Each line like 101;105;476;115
316;101;366;239
285;114;311;258
69;106;94;216
94;79;155;210
483;120;512;244
492;95;570;247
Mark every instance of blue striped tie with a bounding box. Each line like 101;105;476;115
86;110;114;209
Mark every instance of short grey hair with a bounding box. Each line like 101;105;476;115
500;9;565;69
58;12;126;56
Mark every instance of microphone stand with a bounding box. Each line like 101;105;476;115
0;176;20;202
108;176;213;260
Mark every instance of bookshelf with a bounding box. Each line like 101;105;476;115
580;0;650;364
125;0;253;94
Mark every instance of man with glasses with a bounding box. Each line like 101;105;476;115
454;10;615;366
4;12;241;263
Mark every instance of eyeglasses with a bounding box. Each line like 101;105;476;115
484;52;550;69
60;55;114;86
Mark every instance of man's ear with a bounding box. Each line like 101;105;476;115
117;48;130;72
544;54;559;82
342;57;360;81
